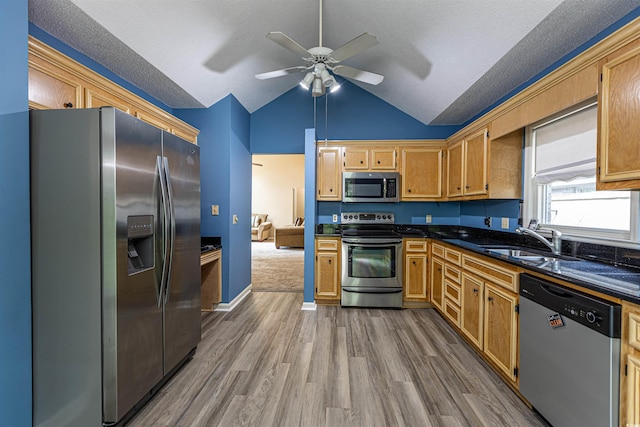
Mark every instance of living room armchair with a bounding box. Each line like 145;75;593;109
251;213;272;241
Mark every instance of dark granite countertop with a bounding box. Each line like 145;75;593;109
316;223;640;304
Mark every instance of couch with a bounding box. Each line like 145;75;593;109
274;217;304;249
251;213;272;241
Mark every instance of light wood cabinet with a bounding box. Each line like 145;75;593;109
483;282;518;382
343;146;397;171
460;272;484;349
315;238;341;303
447;129;488;198
446;128;522;200
404;240;428;302
430;250;444;312
400;147;444;200
621;303;640;426
317;147;342;200
597;38;640;190
28;36;199;143
28;55;83;110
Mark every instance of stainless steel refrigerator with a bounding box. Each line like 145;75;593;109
30;107;201;426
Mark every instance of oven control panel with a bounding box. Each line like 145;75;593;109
341;212;394;224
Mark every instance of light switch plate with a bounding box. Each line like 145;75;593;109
501;217;509;229
332;214;338;223
426;214;432;223
211;205;219;216
233;214;238;224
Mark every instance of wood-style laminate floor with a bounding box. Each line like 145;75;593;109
127;292;547;426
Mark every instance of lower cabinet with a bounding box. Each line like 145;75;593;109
404;239;429;302
315;237;341;303
430;256;444;311
460;273;484;349
622;303;640;425
483;283;519;382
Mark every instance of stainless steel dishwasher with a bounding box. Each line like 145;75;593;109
519;274;621;427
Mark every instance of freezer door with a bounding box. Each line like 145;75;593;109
102;109;164;422
162;132;201;373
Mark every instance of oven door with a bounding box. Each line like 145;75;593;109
341;237;403;289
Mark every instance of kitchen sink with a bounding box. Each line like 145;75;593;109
479;245;581;263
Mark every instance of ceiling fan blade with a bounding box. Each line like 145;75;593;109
255;66;307;80
333;65;384;85
266;32;311;59
329;33;379;63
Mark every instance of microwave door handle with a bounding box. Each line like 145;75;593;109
382;178;386;198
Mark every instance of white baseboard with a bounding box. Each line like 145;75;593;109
214;284;252;312
301;301;317;311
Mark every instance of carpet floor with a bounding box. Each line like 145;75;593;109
251;240;304;292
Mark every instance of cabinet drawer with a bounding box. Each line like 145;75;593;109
444;299;461;327
431;243;445;258
445;280;461;306
462;254;519;292
317;239;339;251
444;248;462;266
444;264;461;283
630;311;640;350
405;240;428;252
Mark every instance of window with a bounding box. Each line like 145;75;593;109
524;102;638;243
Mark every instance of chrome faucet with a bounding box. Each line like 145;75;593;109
515;227;563;255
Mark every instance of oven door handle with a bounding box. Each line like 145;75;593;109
342;287;403;294
342;238;402;245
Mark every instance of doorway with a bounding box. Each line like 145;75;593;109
251;154;305;292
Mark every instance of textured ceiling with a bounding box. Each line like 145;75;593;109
28;0;640;126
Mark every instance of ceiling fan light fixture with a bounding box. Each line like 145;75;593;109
312;77;325;97
300;72;314;90
320;68;333;86
329;78;341;93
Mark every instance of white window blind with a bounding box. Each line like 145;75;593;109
534;105;597;184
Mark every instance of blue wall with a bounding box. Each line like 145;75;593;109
175;96;252;303
251;80;461;153
1;1;31;426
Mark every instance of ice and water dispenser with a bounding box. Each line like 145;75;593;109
127;215;155;275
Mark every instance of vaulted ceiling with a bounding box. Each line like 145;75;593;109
28;0;640;125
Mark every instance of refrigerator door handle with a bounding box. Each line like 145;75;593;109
157;155;170;308
163;156;176;304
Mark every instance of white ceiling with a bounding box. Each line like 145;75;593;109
28;0;640;125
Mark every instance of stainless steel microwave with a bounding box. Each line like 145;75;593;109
342;172;399;203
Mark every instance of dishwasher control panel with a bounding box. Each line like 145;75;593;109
520;274;621;338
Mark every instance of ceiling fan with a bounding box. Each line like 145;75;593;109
255;0;384;97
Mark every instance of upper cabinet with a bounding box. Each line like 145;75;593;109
598;38;640;190
317;146;342;201
28;37;199;144
447;128;522;200
343;146;397;171
400;146;444;200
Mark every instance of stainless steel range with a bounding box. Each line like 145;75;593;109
341;212;403;308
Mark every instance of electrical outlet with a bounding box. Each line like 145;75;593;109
211;205;219;216
426;214;432;223
332;214;338;223
484;217;491;227
232;214;238;224
501;217;509;229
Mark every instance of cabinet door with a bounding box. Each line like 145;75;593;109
315;252;339;299
483;283;518;381
430;257;444;312
627;353;640;425
447;141;464;197
371;148;397;170
85;85;131;113
405;253;428;301
464;129;488;196
401;147;443;199
317;147;342;200
28;62;82;110
460;273;484;349
343;147;369;170
598;40;640;187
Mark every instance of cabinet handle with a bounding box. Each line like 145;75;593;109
329;188;333;192
328;259;332;264
408;189;412;193
473;288;478;294
487;296;494;302
377;160;381;164
360;160;363;164
465;185;470;189
412;261;416;265
437;267;442;272
63;102;73;108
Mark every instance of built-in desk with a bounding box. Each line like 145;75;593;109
200;249;221;311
